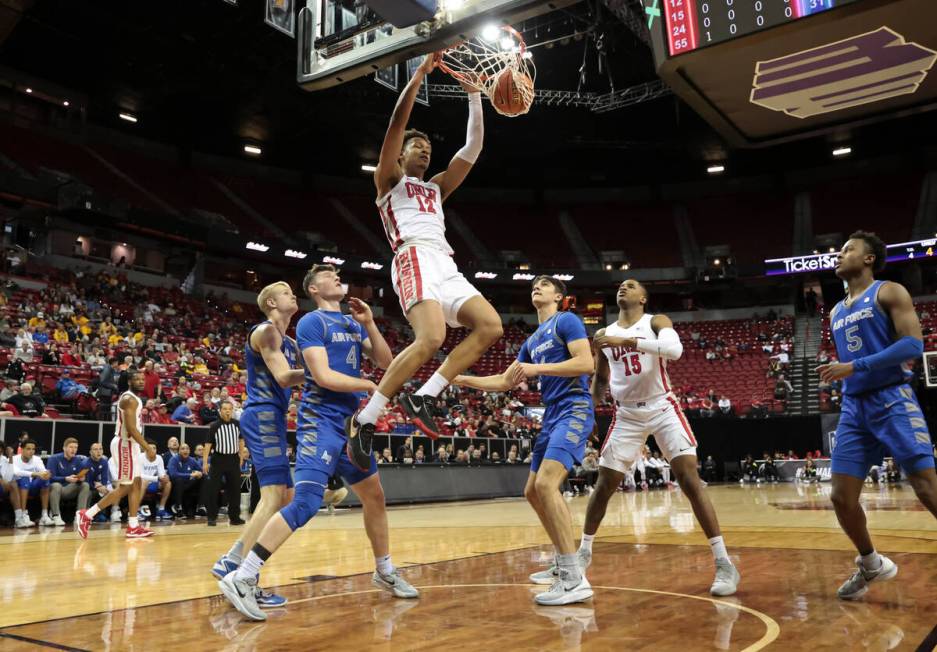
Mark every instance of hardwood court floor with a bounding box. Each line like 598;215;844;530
0;483;935;651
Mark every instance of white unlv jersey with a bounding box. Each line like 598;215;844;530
603;315;673;403
376;175;454;255
114;390;143;442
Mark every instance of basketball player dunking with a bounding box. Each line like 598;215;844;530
453;276;595;606
210;281;306;609
345;54;504;466
579;280;740;596
76;370;153;539
817;231;937;599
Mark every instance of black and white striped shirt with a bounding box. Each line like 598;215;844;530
208;418;241;455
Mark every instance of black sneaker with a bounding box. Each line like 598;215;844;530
400;394;440;439
345;411;375;472
207;520;217;527
229;518;246;526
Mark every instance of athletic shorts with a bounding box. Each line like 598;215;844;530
391;244;482;327
293;414;377;489
110;436;142;485
832;384;935;479
17;476;50;495
599;394;697;474
241;404;294;489
531;398;595;473
146;481;160;494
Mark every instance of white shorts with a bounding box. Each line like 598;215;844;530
599;394;697;474
391;244;482;327
110;436;142;485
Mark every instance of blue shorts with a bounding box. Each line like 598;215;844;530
832;384;935;479
293;414;377;489
146;481;160;494
241;404;294;489
17;476;50;495
531;398;595;473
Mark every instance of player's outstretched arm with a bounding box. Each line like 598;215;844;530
453;361;522;392
591;348;610;405
376;54;437;196
349;298;393;369
120;395;148;450
431;79;483;202
520;338;594;378
302;346;376;394
255;324;305;388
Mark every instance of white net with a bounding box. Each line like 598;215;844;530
439;26;536;117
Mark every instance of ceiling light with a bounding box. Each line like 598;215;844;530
361;261;384;270
63;100;70;107
25;88;32;94
713;259;721;266
832;147;852;157
521;51;533;60
285;249;307;259
475;271;498;279
828;247;836;253
246;241;269;252
119;112;138;123
707;164;725;174
481;24;500;42
499;36;515;50
244;144;262;155
604;264;612;270
813;249;819;254
620;263;630;270
361;164;377;172
323;255;345;265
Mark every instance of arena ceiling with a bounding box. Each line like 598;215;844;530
1;0;935;188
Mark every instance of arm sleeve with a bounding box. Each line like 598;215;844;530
296;314;327;352
635;327;684;361
454;93;484;164
851;336;923;373
557;313;588;346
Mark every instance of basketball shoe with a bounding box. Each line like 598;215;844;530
211;554;239;580
75;509;91;539
255;586;288;608
219;571;266;621
399;394;440;438
126;525;154;539
710;559;741;596
345;411;375;471
837;555;897;600
534;569;593;606
372;570;420;598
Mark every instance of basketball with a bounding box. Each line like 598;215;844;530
490;68;533;116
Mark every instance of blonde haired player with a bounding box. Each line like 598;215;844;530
76;370;153;539
346;54;503;465
210;281;306;609
578;279;740;596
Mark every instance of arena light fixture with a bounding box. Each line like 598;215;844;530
707;164;725;174
621;263;630;270
285;249;307;259
246;241;269;252
119;112;138;123
243;144;262;156
25;88;32;94
513;273;535;281
604;264;612;270
323;255;345;265
481;24;501;42
361;164;377;172
361;261;384;270
553;274;574;281
832;147;852;157
63;100;70;107
828;247;836;253
475;271;498;279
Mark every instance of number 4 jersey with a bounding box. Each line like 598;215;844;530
830;280;912;395
602;314;674;404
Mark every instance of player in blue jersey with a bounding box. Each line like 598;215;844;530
817;231;937;600
220;264;418;621
211;281;306;608
453;276;595;606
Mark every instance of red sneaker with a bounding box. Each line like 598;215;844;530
126;525;154;539
76;509;91;540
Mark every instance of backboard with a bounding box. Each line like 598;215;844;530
296;0;578;91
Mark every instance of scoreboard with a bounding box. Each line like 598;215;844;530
764;238;937;277
664;0;862;57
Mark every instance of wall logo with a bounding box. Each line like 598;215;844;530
751;27;937;119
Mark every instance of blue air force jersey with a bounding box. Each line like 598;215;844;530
830;280;912;395
518;312;591;406
243;321;299;412
295;310;369;421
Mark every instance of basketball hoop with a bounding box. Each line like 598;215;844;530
438;25;536;117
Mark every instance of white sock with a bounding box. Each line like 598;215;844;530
87;504;101;518
15;509;24;519
579;533;595;552
128;516;139;528
357;392;390;426
415;372;449;398
236;551;265;581
860;550;882;570
376;554;394;576
709;536;730;562
41;509;48;517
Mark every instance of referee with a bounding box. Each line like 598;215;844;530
202;400;246;526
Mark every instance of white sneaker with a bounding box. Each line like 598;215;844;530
837;555;898;600
710;560;741;596
51;515;66;526
111;509;122;523
16;515;34;528
534;569;593;606
218;571;266;621
38;514;55;526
